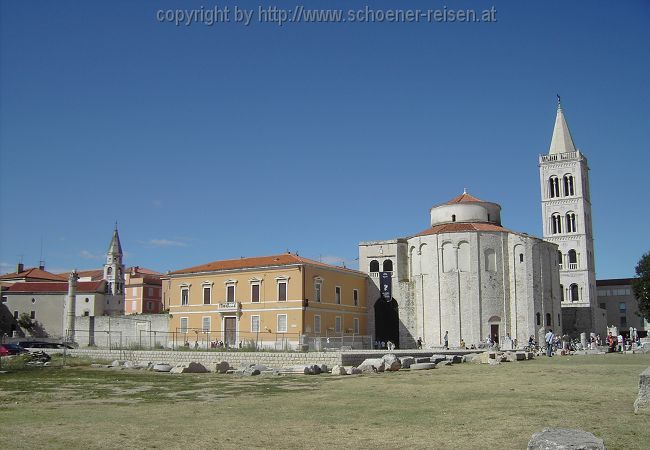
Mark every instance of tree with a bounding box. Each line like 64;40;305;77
632;251;650;323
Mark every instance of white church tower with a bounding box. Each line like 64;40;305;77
103;223;125;300
539;98;600;335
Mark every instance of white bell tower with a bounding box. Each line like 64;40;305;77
103;223;125;296
539;97;598;333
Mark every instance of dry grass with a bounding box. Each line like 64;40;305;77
0;353;649;449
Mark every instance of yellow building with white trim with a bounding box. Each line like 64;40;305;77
163;253;369;349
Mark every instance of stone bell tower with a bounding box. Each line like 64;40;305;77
103;223;125;297
538;97;599;335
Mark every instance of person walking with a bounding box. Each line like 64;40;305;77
443;331;449;350
545;329;554;357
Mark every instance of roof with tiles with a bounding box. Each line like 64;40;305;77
413;222;511;237
169;253;365;276
5;281;105;293
445;192;486;204
0;268;67;282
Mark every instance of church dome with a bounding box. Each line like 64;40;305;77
429;190;501;226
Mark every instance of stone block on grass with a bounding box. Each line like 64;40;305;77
527;427;604;450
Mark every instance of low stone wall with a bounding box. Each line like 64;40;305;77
339;349;482;366
41;348;342;369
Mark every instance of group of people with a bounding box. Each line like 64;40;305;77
374;340;396;350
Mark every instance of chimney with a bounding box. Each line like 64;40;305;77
16;262;24;273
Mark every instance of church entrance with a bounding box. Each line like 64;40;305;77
374;298;399;348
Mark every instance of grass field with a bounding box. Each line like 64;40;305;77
1;353;649;449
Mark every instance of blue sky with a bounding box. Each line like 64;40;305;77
1;0;648;278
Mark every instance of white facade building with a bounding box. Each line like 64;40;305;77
538;100;605;336
359;191;561;349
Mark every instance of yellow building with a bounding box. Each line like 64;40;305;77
163;253;369;349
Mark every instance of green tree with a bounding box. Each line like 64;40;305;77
632;251;650;323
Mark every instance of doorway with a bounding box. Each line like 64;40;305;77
224;317;237;348
374;298;399;348
490;324;500;343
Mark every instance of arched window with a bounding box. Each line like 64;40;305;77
551;213;562;234
536;312;541;326
558;251;563;268
566;212;577;233
570;283;579;302
560;284;564;301
568;250;577;269
549;176;560;198
382;259;393;272
452;214;456;222
484;249;496;272
545;313;551;326
369;260;379;273
563;174;574;196
107;267;113;275
442;243;455;273
458;242;470;272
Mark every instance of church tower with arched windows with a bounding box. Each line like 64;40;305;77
539;99;599;334
103;224;125;307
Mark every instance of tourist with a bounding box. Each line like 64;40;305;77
545;329;554;357
528;335;536;349
607;332;616;353
416;337;422;349
444;331;449;350
617;334;624;352
459;338;466;349
194;340;199;350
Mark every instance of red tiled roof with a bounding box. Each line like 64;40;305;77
58;269;104;280
170;253;364;276
0;268;67;282
413;222;510;237
128;267;162;276
445;192;485;204
5;281;105;293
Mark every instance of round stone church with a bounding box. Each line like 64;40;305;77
359;191;561;349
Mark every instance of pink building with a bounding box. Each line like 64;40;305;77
124;267;163;314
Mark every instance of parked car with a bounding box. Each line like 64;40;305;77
18;341;75;349
0;343;29;355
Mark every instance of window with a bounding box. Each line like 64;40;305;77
147;301;153;310
107;267;113;275
369;260;379;272
132;287;137;297
203;286;211;305
353;289;359;307
84;311;90;317
335;316;342;333
181;288;189;306
13;310;18;320
147;287;153;297
558;251;563;268
353;317;360;334
484;249;496;272
452;214;456;222
1;296;6;303
566;213;577;232
227;284;235;303
29;311;35;320
570;284;579;302
383;259;393;272
277;281;287;302
563;174;574;196
458;242;470;272
85;298;90;303
519;253;524;263
277;314;287;333
536;312;540;326
549;176;560;198
314;315;321;333
599;302;606;309
335;286;341;305
202;316;211;333
568;250;577;269
251;315;260;333
551;213;562;234
179;317;188;333
314;278;322;303
545;313;551;326
619;302;626;313
560;284;564;302
251;283;260;303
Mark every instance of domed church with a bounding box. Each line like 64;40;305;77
359;190;561;349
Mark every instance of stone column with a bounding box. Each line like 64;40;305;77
65;270;79;342
580;332;587;349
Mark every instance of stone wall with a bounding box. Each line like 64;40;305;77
73;314;171;348
42;348;342;369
